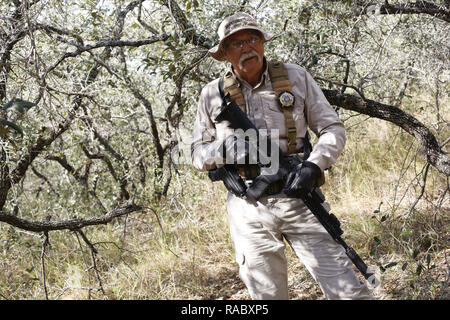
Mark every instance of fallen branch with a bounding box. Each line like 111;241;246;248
0;204;142;233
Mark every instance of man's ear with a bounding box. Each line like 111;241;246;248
221;47;229;62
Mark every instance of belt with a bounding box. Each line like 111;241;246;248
237;165;260;180
264;179;284;196
236;152;305;180
245;179;285;197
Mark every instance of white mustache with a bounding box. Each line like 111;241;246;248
238;50;261;69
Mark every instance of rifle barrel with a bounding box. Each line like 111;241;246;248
300;190;374;280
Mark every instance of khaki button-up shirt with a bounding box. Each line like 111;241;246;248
191;61;346;172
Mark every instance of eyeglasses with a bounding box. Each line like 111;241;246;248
226;35;262;50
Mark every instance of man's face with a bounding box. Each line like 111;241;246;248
222;29;264;78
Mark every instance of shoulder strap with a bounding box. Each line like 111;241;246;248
268;61;298;155
220;62;304;156
222;71;246;113
268;61;292;93
218;76;225;100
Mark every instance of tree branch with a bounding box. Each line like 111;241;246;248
322;89;450;176
40;230;50;300
377;1;450;23
160;0;212;48
338;0;450;23
42;35;170;78
119;51;165;169
76;229;106;297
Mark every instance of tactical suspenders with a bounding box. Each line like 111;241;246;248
221;60;303;156
268;61;297;154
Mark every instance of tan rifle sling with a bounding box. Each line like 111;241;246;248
222;60;298;155
223;70;247;113
267;61;297;154
222;61;325;186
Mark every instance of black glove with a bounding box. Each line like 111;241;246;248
208;165;247;197
282;160;322;196
246;172;280;201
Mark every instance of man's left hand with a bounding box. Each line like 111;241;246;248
283;160;322;195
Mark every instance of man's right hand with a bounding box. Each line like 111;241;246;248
208;165;247;197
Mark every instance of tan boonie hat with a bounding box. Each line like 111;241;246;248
209;12;274;61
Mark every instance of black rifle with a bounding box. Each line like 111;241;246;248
209;92;376;284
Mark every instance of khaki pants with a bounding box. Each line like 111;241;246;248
226;191;373;300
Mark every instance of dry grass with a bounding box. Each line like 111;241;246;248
0;97;448;300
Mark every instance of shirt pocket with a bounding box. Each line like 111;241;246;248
262;92;306;137
261;92;286;135
292;98;306;122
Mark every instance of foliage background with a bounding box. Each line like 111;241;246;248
0;0;448;299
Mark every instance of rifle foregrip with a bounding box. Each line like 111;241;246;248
208;167;224;181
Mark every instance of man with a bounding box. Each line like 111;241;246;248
191;12;373;300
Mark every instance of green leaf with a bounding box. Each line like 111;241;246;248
373;236;381;245
383;262;398;269
0;119;23;135
0;125;8;137
401;262;408;271
2;99;36;114
426;254;431;267
1;100;14;110
413;248;420;259
416;264;423;276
